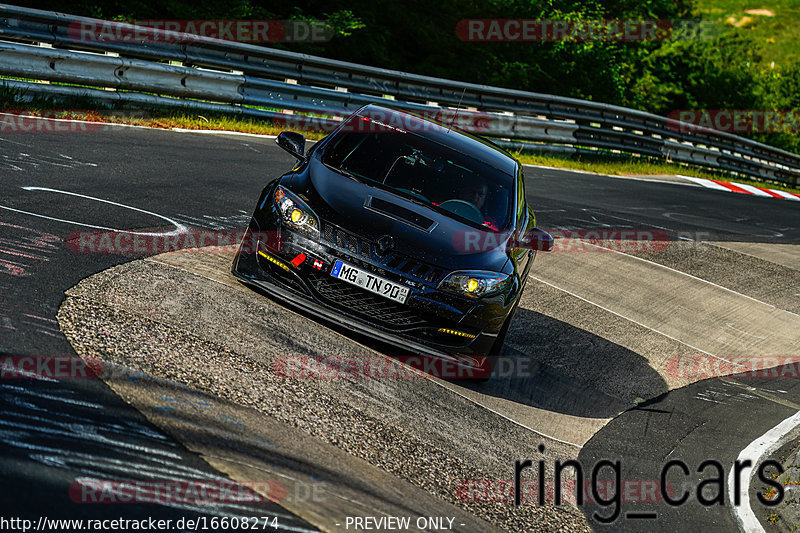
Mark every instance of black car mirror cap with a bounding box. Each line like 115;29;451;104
277;131;307;160
527;227;554;252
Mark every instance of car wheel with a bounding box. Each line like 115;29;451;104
481;273;527;381
474;303;518;382
489;307;515;358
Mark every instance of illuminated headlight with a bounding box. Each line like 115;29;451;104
438;270;510;298
274;186;319;235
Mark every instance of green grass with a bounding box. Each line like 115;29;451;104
515;152;800;194
767;512;781;524
0;81;329;138
515;152;721;177
3;80;799;194
694;0;800;66
94;112;329;140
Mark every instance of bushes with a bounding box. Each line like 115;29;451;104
20;0;800;154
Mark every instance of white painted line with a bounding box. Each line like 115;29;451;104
677;175;733;192
526;167;798;205
529;275;737;366
432;380;586;449
729;409;800;533
0;186;187;236
603;174;699;186
0;205;118;231
754;187;786;199
581;239;800;319
735;183;774;197
523;165;709;186
523;163;598;176
170;128;279;139
770;189;800;201
3;114;794;205
717;181;747;192
0;112;312;139
148;255;584;449
169;128;319;143
0;112;156;131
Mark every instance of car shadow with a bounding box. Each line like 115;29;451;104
352;305;667;420
236;277;667;420
447;307;669;419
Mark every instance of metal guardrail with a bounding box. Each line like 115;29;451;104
1;3;799;186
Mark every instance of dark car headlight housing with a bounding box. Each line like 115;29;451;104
274;186;320;236
438;270;510;298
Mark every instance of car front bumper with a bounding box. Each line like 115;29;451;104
231;220;508;359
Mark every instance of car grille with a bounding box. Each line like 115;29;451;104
381;251;445;283
322;222;371;259
320;221;446;284
306;270;428;328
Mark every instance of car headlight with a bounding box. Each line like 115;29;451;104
274;186;319;235
438;270;510;298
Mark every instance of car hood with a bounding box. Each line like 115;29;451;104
289;159;512;272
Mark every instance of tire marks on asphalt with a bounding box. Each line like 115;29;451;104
57;251;594;531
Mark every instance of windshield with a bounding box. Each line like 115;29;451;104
321;125;514;231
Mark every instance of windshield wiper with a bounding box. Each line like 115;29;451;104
324;162;362;183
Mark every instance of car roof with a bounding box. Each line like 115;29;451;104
354;104;519;177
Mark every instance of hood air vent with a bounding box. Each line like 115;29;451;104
365;196;438;232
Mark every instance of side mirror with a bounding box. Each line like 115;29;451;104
276;131;306;160
526;227;554;252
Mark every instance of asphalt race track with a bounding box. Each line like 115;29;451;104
2;115;800;532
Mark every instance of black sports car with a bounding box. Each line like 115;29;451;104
232;104;552;375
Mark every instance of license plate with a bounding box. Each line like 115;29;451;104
331;260;410;304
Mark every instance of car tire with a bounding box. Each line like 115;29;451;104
480;276;526;381
474;303;517;382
